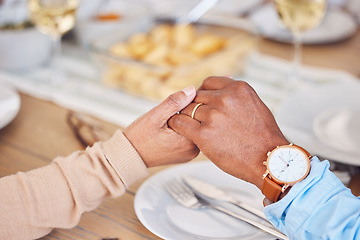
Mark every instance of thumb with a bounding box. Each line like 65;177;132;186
168;113;200;142
150;86;196;124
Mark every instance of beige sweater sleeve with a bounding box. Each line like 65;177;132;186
0;130;148;240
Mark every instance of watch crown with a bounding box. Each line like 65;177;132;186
263;161;267;165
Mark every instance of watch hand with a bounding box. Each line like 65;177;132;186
280;164;288;173
287;154;298;164
279;155;288;165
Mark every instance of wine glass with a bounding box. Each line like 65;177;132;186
28;0;78;85
274;0;326;87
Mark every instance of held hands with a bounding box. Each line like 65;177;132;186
124;86;200;168
168;77;289;189
124;76;289;189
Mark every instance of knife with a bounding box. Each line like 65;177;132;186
183;175;267;221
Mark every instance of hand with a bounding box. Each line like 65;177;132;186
168;77;289;189
124;86;200;167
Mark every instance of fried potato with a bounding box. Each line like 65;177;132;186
104;23;254;100
168;47;199;65
102;64;127;88
190;34;226;56
127;33;152;59
150;24;173;44
109;42;132;58
143;44;170;66
172;23;195;48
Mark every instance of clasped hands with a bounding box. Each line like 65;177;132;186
124;76;289;189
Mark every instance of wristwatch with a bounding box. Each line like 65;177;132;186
261;143;312;203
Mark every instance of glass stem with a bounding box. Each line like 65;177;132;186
50;34;65;85
290;32;303;86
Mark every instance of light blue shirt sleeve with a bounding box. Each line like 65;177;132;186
264;157;360;240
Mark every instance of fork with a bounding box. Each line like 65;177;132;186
164;179;289;240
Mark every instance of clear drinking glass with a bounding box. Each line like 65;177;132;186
28;0;78;84
274;0;326;86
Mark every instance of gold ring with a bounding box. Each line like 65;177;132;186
191;103;204;119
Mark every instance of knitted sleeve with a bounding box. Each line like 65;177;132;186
0;130;148;239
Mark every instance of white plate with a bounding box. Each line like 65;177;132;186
0;84;20;129
75;0;151;48
250;4;357;44
208;0;263;16
276;82;360;166
313;107;360;156
134;161;274;240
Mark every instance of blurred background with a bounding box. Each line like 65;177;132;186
0;0;360;180
1;1;360;239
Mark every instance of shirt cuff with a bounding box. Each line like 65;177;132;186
263;157;344;235
101;130;148;188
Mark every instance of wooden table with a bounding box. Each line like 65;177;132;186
1;28;360;240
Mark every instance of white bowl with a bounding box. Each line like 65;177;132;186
75;0;152;48
0;28;51;70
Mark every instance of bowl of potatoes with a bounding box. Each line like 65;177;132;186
91;22;256;100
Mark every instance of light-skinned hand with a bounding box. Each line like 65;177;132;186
124;86;200;167
168;77;289;189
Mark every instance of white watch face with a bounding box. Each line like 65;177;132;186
268;146;310;184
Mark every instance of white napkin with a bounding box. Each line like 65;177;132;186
241;52;358;112
0;55;158;127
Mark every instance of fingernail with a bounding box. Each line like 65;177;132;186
225;75;233;79
182;85;195;96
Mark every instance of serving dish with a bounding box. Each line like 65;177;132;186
91;21;255;100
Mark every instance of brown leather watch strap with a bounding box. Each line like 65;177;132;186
293;144;312;158
261;177;283;203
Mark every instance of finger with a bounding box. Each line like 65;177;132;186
198;76;234;90
148;86;196;126
180;102;210;122
168;114;201;142
193;89;218;104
